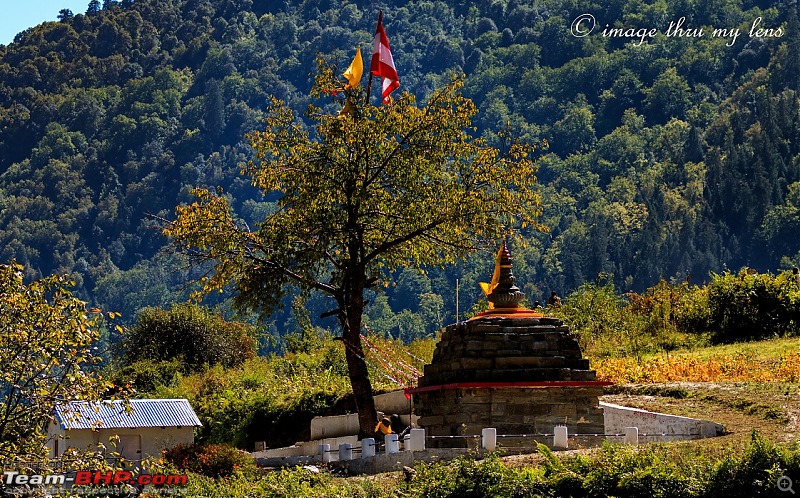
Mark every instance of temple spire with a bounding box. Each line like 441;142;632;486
486;241;525;309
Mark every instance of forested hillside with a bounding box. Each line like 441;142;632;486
1;0;799;342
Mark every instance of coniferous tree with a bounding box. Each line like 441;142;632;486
786;2;800;93
87;0;101;14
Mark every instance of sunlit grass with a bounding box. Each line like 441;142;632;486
592;337;800;383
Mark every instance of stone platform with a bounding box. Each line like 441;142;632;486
411;316;606;447
418;316;596;385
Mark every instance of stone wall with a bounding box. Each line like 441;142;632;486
414;315;605;447
416;386;604;447
418;317;597;386
601;402;725;440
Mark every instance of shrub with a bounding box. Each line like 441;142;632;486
116;303;258;372
108;357;184;394
163;442;256;478
552;270;800;355
168;434;800;496
154;351;355;449
705;431;796;498
594;350;800;383
552;277;705;358
550;277;627;354
407;453;541;498
685;269;800;343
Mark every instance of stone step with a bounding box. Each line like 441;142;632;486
420;367;598;385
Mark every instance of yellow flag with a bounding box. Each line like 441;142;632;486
479;246;504;309
343;47;363;89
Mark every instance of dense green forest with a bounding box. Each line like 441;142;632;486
1;0;799;343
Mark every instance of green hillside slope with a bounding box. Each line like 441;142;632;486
0;0;798;340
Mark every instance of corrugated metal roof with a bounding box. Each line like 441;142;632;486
54;399;202;430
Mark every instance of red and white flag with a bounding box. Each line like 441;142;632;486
370;11;400;104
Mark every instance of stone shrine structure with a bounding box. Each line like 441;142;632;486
408;243;608;447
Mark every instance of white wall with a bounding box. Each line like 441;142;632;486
375;390;412;415
47;421;194;460
601;401;724;440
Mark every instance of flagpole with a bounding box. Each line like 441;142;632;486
366;10;381;103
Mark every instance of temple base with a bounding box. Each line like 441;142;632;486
412;317;608;449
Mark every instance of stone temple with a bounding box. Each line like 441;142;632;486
408;242;608;448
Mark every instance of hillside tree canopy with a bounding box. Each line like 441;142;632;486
164;57;545;435
0;0;798;337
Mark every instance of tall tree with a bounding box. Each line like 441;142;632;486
86;0;101;14
204;78;226;141
164;58;544;435
0;263;110;459
786;2;800;94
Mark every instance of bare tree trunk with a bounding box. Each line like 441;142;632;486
340;274;378;438
343;327;378;438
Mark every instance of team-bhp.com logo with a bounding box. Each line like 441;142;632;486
2;470;188;495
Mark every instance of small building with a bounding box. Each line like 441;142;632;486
47;399;202;462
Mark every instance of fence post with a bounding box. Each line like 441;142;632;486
385;434;399;454
338;443;352;461
482;428;497;451
409;428;426;452
624;427;639;445
553;425;568;449
361;438;375;458
318;443;331;463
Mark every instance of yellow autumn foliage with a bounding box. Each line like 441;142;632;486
595;351;800;383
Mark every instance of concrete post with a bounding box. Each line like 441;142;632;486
338;443;352;461
410;428;425;452
482;428;497;451
385;434;399;454
361;438;376;458
318;443;331;463
554;425;568;449
403;434;412;451
624;427;639;445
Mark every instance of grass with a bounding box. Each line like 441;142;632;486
591;336;800;449
590;336;800;384
602;382;799;449
667;336;800;361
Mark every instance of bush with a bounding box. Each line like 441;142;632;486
153;332;433;450
168;434;800;497
116;303;258;372
180;466;395;497
706;431;799;498
552;277;706;358
551;269;800;355
408;453;542;498
683;269;800;343
163;442;256;478
108;357;184;394
550;277;628;355
154;349;355;449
